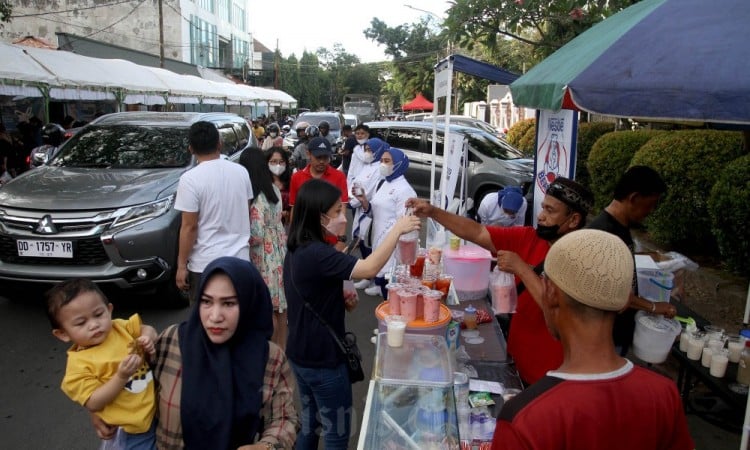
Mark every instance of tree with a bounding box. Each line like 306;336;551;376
365;17;446;103
298;51;324;110
0;1;11;24
444;0;641;60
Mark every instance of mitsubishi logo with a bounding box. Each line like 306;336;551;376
35;215;58;235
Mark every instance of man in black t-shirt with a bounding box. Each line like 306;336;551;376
587;165;675;356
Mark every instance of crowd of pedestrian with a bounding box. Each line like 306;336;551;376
42;118;693;450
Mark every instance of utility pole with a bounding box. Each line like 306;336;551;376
158;0;164;68
274;39;279;90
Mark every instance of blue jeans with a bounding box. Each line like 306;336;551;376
124;421;156;450
291;362;353;450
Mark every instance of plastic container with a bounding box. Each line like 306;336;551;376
442;244;492;300
372;332;453;385
463;305;477;330
636;269;674;302
376;302;452;338
632;311;681;363
738;341;750;385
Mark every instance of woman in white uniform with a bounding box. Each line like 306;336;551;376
476;186;527;227
354;145;416;297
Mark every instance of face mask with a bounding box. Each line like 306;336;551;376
379;163;394;177
357;138;367;145
322;211;347;237
496;212;516;227
268;163;286;176
535;224;561;241
269;132;278;138
363;152;374;164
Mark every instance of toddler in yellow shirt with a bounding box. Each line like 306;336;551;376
47;279;157;450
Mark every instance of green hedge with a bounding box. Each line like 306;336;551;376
708;154;750;276
575;122;616;192
506;118;535;148
631;130;745;251
587;130;664;211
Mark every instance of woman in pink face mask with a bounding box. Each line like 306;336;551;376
283;179;420;449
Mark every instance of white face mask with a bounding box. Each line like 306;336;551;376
363;152;374;164
269;132;278;138
379;163;394;177
357;138;367;145
268;163;286;176
496;211;516;227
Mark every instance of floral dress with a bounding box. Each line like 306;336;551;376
250;186;287;312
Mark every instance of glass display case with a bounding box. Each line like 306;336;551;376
358;333;460;450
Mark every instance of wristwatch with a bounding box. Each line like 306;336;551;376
337;235;347;243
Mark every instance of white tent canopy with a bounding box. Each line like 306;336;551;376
1;42;297;107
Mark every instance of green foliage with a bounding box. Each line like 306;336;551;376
444;0;638;59
506;118;535;147
587;130;663;211
517;125;538;157
0;1;11;24
575;122;616;191
708;154;750;276
631;130;745;251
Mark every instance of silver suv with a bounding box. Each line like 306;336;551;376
365;121;534;219
0;112;254;305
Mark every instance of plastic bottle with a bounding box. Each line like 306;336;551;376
736;340;750;385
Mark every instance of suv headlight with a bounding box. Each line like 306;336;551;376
111;195;174;230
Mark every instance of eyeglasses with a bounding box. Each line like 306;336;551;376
268;160;285;165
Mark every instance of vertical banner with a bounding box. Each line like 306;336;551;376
431;59;454;209
532;109;578;225
438;134;466;210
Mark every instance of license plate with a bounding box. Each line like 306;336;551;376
17;239;74;258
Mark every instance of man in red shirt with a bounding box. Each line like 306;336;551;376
491;230;694;450
407;177;593;385
289;137;349;245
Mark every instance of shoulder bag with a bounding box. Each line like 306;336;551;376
289;260;365;384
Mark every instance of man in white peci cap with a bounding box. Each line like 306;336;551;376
491;229;694;450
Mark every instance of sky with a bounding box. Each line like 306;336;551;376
248;0;453;63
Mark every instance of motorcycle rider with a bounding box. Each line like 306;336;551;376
29;123;65;168
262;123;284;150
290;121;311;170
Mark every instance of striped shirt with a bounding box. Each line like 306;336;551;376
152;325;299;449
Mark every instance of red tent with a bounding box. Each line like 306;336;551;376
402;93;434;111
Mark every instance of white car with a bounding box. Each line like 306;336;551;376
343;114;358;127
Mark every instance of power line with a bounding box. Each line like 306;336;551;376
10;0;137;18
59;0;149;46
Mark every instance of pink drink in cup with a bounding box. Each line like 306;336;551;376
423;290;442;323
491;283;517;313
386;283;402;315
397;232;419;265
398;288;418;322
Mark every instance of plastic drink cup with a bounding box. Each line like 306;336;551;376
385;315;407;347
679;331;690;352
464;305;478;330
421;275;436;290
436;274;453;301
491;282;517;313
423;290;442;323
686;333;705;360
453;372;469;407
449;236;460;251
707;338;724;352
703;325;724;341
398;232;419;265
728;335;744;363
386;283;402;315
399;289;418;322
410;249;427;278
710;350;729;378
701;346;714;368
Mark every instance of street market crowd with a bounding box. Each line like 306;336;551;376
45;119;694;450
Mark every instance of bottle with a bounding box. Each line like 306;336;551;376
736;340;750;385
464;305;477;330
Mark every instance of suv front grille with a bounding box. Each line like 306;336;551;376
0;235;108;265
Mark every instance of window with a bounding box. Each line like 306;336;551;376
218;126;238;156
197;0;214;13
424;129;445;157
232;4;246;31
383;128;421;153
190;16;218;67
218;0;230;22
232;37;249;69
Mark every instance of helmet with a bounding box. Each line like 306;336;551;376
305;125;320;138
318;120;330;130
282;124;291;132
295;121;310;134
267;123;280;133
42;123;65;147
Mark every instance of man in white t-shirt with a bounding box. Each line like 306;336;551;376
174;121;254;302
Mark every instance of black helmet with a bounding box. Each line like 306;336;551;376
318;120;330;130
305;125;320;138
42;123;65;147
267;123;280;133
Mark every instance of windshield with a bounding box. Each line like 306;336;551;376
465;129;524;160
294;115;341;131
50;125;192;168
344;102;375;115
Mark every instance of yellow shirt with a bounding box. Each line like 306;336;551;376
60;314;156;434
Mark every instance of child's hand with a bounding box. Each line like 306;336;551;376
117;354;142;379
136;335;156;360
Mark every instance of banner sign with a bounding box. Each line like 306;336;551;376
434;63;452;99
438;133;466;210
532;109;578;225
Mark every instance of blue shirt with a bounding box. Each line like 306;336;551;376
283;241;357;368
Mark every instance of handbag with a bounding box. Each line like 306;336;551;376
289;262;365;384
